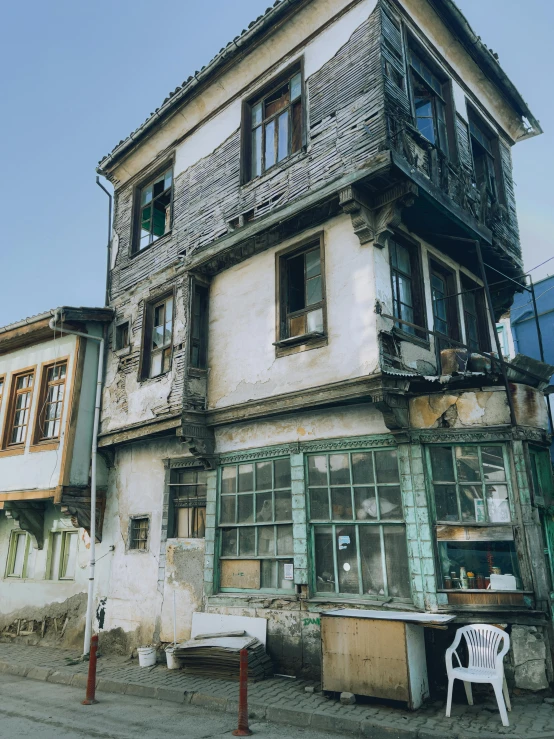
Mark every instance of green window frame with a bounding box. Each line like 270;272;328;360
218;457;294;594
5;530;30;579
46;530;78;581
307;449;411;600
427;444;512;524
530;447;554;508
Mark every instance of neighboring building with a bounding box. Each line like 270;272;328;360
0;307;113;646
511;275;554;384
94;0;553;688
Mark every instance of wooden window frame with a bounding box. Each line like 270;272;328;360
32;358;69;448
5;530;30;579
241;60;305;184
128;515;150;552
169;467;208;538
115;320;130;352
1;366;36;453
467;105;506;206
307;448;411;601
218;457;294;594
389;233;427;343
46;529;79;581
131;161;174;256
429;257;460;354
0;374;5;412
139;290;175;381
460;275;491;354
189;277;209;372
274;233;327;355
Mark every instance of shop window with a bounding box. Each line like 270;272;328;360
277;240;325;344
190;282;209;370
409;49;450;156
244;67;303;181
2;369;35;448
5;531;30;578
390;238;426;339
141;294;174;379
430;260;460;354
34;361;67;442
170;468;208;538
134;166;173;252
308;450;411;599
129;517;150;551
461;276;490;354
48;530;78;580
218;458;294;592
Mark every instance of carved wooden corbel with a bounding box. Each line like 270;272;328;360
372;391;410;431
60;488;105;542
178;411;218;469
3;501;47;549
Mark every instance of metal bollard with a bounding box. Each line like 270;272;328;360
232;649;252;736
82;634;99;705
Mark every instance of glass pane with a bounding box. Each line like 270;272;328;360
276;525;293;555
374;450;399;483
434;485;458;521
141;185;153;205
456;447;481;482
260;559;277;588
336;525;359;594
49;533;61;579
352;453;373;484
164;169;173;191
306;309;323;333
397;275;412;306
238;464;254;492
384;526;411;598
308;456;327;486
220;495;236;524
289;314;305;337
221;467;237;494
314;526;335;592
331;488;353;520
278;111;289;162
305;249;321;278
256;492;273;522
275;490;292;521
310;487;329;520
252;126;262;178
237;494;254;523
221;528;237;556
152;325;164;349
486;484;511;522
274;458;291;488
251;102;263;127
306;276;322;306
150;352;162;378
258;526;275;556
482;447;506;481
378;486;402;519
265;84;289;117
12;534;26;577
62;533;78;578
265;119;275;170
360;527;385;596
256;461;272;491
329;454;350;485
354;487;377;519
439;539;521;589
278;559;295;590
460;485;485;523
239;527;256;555
291;72;302;101
430;447;454;482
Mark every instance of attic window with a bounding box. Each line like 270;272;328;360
134;166;173;252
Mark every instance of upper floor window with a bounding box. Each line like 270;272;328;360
469;113;502;202
461;277;490;355
390;238;425;339
135;166;173;252
430;259;459;353
0;376;4;409
5;531;30;578
3;370;35;448
48;530;78;580
409;49;449;155
246;68;303;181
190;282;209;370
277;240;325;344
142;295;173;379
35;361;67;442
115;321;130;351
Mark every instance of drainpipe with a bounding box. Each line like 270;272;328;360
49;309;104;655
96;176;112;307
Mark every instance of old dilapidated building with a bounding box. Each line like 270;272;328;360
93;0;554;688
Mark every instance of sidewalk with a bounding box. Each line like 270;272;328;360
1;642;553;739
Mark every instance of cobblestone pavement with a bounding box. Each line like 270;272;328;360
1;641;554;739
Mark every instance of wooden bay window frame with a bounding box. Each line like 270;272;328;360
429;258;460;357
467;106;506;206
0;375;5;411
139;291;175;380
31;358;69;449
1;366;36;454
460;275;491;355
389;234;427;343
189;278;209;371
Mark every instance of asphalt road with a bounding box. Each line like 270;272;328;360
0;673;343;739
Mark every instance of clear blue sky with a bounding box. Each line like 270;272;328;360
1;0;552;326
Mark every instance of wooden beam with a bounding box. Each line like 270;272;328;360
0;489;56;502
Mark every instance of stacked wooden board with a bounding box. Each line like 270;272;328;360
174;634;273;681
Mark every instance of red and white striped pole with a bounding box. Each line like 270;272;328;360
82;634;99;705
232;649;252;736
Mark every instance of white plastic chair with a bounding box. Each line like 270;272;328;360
445;624;511;727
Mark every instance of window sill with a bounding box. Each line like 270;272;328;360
309;595;415;607
274;331;327;357
0;446;25;458
114;346;131;358
188;366;208;378
212;591;298;600
29;440;60;453
391;327;430;350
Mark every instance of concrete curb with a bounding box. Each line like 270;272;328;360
1;657;553;739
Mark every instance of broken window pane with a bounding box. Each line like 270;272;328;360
136;167;173;250
456;447;480;482
378;486;402;519
482;447;505;481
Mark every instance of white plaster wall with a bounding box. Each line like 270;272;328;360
0;334;77;493
207;214;378;409
114;0;378;184
215;404;388;453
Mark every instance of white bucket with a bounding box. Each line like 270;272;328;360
137;646;156;668
165;646;181;670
